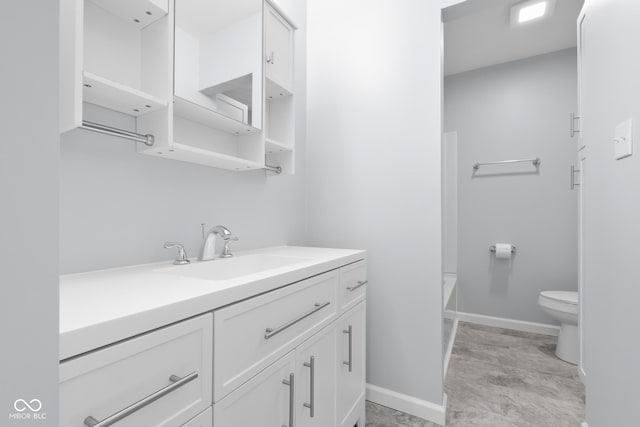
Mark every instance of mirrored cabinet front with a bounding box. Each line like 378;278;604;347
60;0;296;175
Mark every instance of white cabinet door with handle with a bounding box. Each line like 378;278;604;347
265;3;294;94
295;324;336;427
336;301;366;427
213;351;296;427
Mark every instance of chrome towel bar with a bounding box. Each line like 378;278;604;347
264;164;282;174
81;121;155;146
473;158;540;170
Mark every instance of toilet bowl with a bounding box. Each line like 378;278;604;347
538;291;579;364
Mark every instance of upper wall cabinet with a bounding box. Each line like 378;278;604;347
61;0;296;175
60;0;172;144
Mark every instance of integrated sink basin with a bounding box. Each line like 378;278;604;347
156;253;313;281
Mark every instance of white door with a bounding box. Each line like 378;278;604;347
213;351;296;427
576;6;587;380
295;325;336;427
336;301;366;427
578;152;587;378
265;4;294;93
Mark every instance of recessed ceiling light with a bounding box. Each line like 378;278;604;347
519;2;546;22
510;0;556;27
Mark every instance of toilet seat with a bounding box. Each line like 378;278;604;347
538;291;578;314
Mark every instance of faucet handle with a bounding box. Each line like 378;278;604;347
221;236;238;258
164;242;191;265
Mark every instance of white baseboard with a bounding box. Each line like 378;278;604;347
443;318;459;376
457;311;560;336
581;422;588;427
366;384;446;425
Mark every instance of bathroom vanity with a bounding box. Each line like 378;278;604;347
59;246;367;427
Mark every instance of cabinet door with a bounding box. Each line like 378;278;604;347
576;8;586;152
336;301;366;427
265;4;294;93
296;325;336;427
213;351;296;427
182;407;212;427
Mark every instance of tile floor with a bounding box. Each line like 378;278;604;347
365;321;585;427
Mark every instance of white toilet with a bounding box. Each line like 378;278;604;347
538;291;579;364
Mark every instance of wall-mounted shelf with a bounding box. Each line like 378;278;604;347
83;71;167;116
265;78;293;100
148;142;263;171
173;97;256;135
88;0;168;29
265;138;292;154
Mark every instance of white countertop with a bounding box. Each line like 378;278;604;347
59;246;365;360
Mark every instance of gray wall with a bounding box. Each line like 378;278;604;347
60;0;307;275
1;1;59;425
306;0;444;405
444;49;578;324
581;1;640;425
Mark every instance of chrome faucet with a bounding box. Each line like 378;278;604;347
200;225;238;261
164;242;190;265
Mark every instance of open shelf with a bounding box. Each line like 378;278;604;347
173;97;257;135
265;138;293;154
83;71;167;116
88;0;168;29
152;142;263;171
266;78;293;100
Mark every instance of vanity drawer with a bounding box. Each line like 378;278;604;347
60;314;213;427
339;260;367;312
213;270;338;401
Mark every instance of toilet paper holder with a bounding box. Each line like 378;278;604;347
490;245;516;254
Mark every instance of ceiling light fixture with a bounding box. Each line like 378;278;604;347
510;0;556;27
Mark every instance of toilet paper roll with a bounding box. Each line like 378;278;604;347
495;243;513;259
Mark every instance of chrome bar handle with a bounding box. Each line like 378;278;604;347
265;302;331;339
83;372;198;427
343;325;353;372
346;280;367;292
571;165;581;190
570;112;581;137
282;373;295;427
303;356;315;417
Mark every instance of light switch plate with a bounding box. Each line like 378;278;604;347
614;118;633;160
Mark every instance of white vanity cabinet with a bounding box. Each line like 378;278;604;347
213;261;367;427
336;301;367;427
59;313;213;427
58;248;367;427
